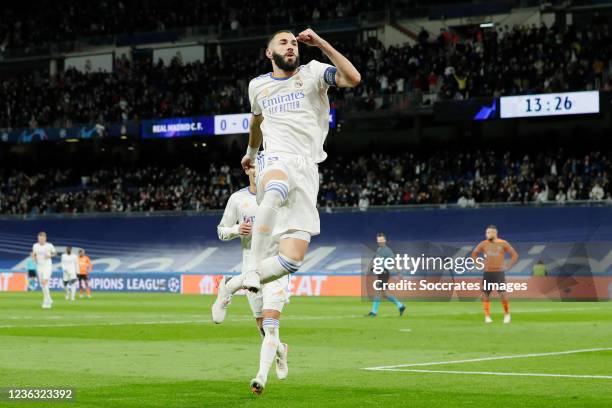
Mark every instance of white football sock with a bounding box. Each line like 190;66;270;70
257;324;284;357
41;284;51;302
260;254;302;284
70;281;77;300
257;318;280;381
247;181;289;274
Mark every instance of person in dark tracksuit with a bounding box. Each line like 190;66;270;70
368;233;406;317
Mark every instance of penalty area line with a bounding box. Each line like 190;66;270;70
363;347;612;370
367;368;612;380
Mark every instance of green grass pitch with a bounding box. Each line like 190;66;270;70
0;292;611;407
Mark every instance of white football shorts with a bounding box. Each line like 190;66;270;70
37;265;52;281
255;151;320;237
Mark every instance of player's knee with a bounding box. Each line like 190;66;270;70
262;317;280;339
277;254;303;274
263;180;289;207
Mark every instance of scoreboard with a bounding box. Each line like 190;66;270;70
142;109;337;138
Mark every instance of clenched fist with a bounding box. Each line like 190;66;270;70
296;28;324;47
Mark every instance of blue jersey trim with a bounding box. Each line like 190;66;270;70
239;187;256;196
252;74;269;82
269;73;292;81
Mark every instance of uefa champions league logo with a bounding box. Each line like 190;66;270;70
167;278;180;293
28;280;40;291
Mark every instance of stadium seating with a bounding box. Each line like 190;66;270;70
0;149;609;215
3;17;612;129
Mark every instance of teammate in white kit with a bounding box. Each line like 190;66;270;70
32;231;57;309
61;246;79;301
213;166;290;393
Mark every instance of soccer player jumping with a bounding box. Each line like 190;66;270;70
471;225;518;324
215;28;359;394
242;28;359;293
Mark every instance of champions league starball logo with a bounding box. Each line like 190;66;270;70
28;280;40;291
167;278;180;293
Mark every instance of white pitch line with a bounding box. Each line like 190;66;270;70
363;347;612;370
377;369;612;380
414;306;610;316
2;305;605;323
0;314;368;329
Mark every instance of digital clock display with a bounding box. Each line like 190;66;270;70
500;91;599;118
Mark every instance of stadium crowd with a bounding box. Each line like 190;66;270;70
340;19;612;109
318;150;611;210
3;18;612;129
0;164;234;214
0;0;376;51
0;150;609;215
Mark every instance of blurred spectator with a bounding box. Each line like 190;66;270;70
532;260;547;276
590;182;605;200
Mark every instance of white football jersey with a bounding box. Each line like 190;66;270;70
217;187;258;256
248;60;335;163
61;253;79;277
32;242;56;269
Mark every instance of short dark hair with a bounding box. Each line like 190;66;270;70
486;225;497;230
376;232;386;238
267;30;294;47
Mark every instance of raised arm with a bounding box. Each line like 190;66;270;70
297;28;361;88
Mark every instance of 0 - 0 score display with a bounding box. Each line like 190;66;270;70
214;113;251;135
